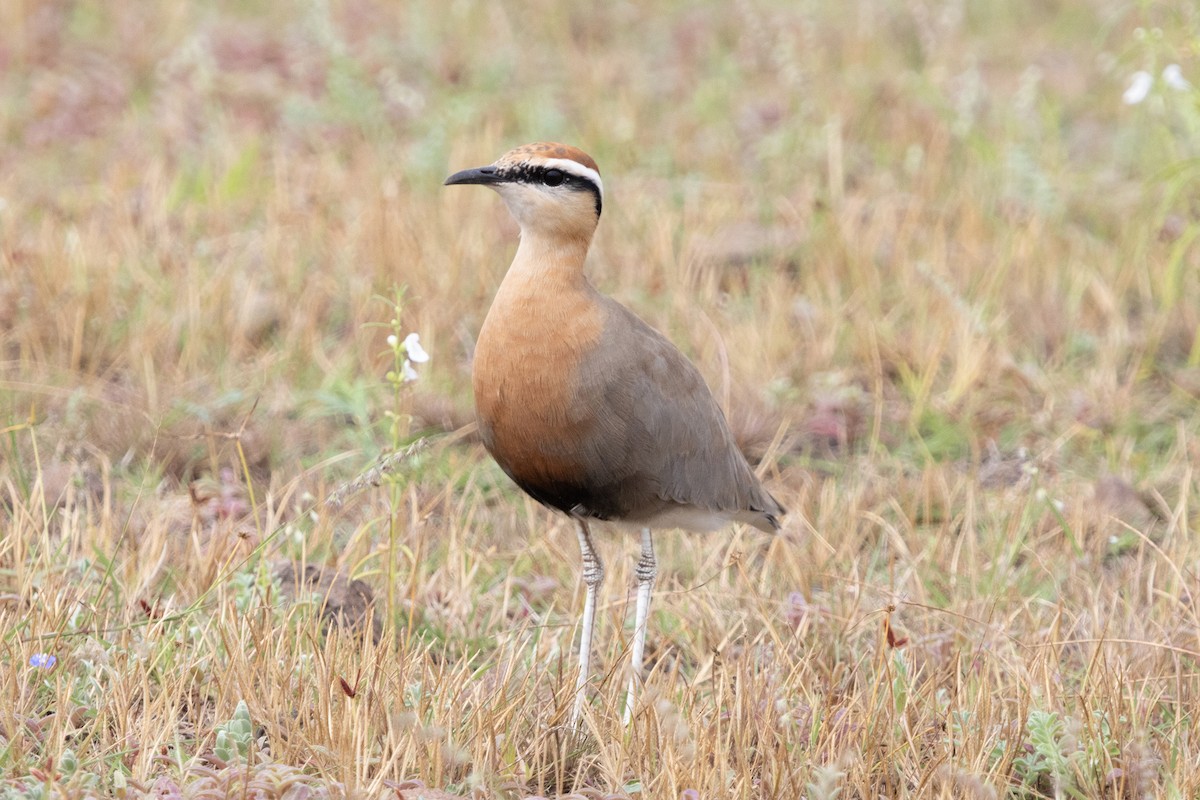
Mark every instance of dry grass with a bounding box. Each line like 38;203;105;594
2;0;1199;797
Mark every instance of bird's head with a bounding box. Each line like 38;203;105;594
445;142;603;240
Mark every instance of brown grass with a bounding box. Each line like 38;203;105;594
2;0;1199;797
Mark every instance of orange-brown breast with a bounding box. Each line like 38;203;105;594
472;272;606;507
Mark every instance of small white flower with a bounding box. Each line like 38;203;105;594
1162;64;1191;91
387;334;398;348
402;360;419;382
403;333;429;363
1123;70;1153;104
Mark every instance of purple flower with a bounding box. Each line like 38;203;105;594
29;653;57;669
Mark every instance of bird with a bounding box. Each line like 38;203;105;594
445;142;785;725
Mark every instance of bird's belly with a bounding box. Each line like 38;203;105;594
477;377;593;487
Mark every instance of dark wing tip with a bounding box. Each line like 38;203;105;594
758;492;787;532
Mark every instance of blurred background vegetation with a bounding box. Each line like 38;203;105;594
1;0;1195;477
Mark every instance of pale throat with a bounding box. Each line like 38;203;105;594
505;229;595;289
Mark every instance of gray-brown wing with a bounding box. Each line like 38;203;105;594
569;297;783;531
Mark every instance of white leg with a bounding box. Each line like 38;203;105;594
623;527;656;725
571;519;604;726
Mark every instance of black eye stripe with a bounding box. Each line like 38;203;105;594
502;165;588;188
500;164;603;217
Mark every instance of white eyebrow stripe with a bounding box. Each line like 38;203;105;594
541;158;604;198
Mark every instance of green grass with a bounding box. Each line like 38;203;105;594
2;0;1199;797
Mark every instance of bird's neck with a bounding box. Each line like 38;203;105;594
503;230;593;292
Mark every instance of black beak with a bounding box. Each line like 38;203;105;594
444;165;506;186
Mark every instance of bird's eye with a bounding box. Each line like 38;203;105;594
543;169;565;187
